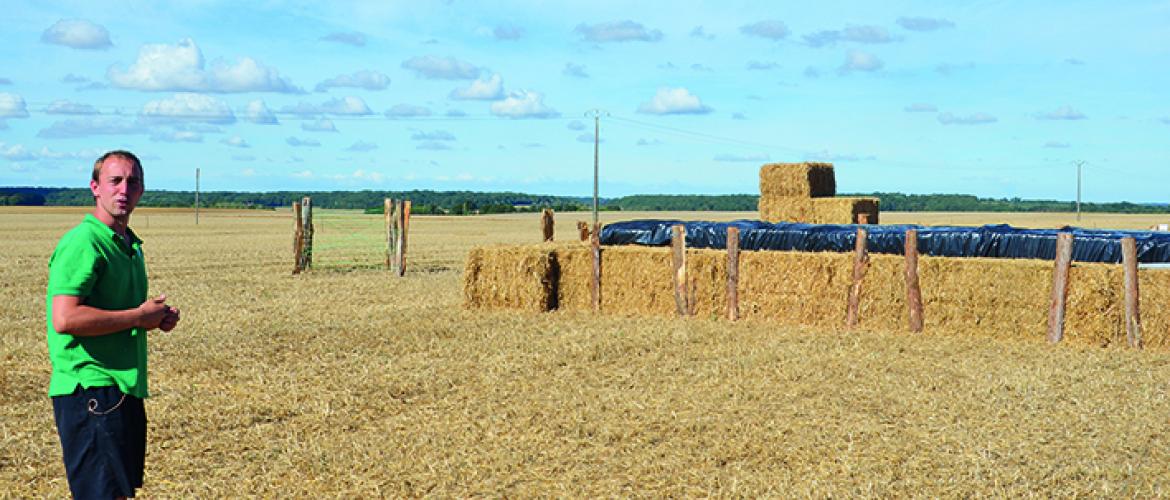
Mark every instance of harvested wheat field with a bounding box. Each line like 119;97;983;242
3;207;1170;497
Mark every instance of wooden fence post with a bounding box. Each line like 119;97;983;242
1047;233;1074;343
577;221;589;242
671;225;689;316
1122;237;1142;349
846;227;869;328
292;201;304;274
398;200;411;277
388;199;401;271
541;208;554;242
297;197;313;272
384;198;393;269
726;226;740;321
591;223;601;312
904;229;923;333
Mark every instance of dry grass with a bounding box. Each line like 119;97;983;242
3;207;1170;497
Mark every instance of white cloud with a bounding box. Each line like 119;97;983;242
320;32;367;46
804;25;897;47
563;62;589;78
490;90;560;119
739;20;789;40
0;93;30;118
302;119;338;132
315;70;390;91
494;25;524;40
449;74;504;100
282;97;372;117
904;103;937;112
0;144;36;161
385;104;432;118
286;137;321;147
140;93;235;124
401;55;480;80
937;112;997;125
1035;105;1086;120
896;17;955;32
37;118;145;138
714;153;770;162
1044;141;1071;148
41;19;112;50
221;136;249;148
840;50;883;72
107;38;301;93
244;100;278;124
637;87;713;115
0;143;94;161
574;21;663;42
46;100;99;115
150;130;203;142
347;141;378;151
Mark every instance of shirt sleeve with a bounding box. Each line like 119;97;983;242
47;236;102;298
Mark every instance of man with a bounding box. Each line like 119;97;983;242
46;150;180;499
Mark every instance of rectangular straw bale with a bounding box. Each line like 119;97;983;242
759;197;880;224
462;244;557;312
914;256;1052;340
555;245;727;317
759;162;836;198
1139;270;1170;349
1062;264;1123;347
736;250;853;328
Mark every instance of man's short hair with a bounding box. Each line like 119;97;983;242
92;151;143;182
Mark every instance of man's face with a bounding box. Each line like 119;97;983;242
90;156;144;221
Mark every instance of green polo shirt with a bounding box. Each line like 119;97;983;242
46;214;149;398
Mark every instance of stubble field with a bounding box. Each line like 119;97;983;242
2;207;1169;497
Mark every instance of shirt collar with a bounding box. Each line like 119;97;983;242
83;213;143;246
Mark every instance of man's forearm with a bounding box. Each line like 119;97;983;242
53;302;143;337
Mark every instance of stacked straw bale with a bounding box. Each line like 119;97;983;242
757;162;880;224
463;243;1170;348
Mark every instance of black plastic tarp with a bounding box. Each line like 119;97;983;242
598;220;1170;263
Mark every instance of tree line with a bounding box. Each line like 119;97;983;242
1;187;1167;214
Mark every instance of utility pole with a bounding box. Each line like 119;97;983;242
1073;160;1085;222
195;167;200;225
585;109;608;228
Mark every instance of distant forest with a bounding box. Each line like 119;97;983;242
1;187;1168;214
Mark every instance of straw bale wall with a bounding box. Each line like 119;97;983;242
464;243;1170;348
758;197;880;224
759;162;836;198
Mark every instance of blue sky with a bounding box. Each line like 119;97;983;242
1;1;1168;202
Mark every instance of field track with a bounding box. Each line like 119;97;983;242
2;207;1169;496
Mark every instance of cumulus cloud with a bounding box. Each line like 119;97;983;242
37;118;145;138
46;100;99;115
739;20;789;40
401;55;481;79
1044;141;1071;148
494;25;524;40
896;17;955;31
41;19;112;49
282;96;373;117
286;137;321;147
140;93;235;124
690;26;715;40
0;144;36;161
840;50;883;72
0;93;30;118
347;140;378;152
221;135;249;148
937;112;997;125
302;119;338;132
573;21;663;42
150;130;203;143
715;153;770;162
244;100;278;124
804;25;897;47
315;70;390;91
904;103;937;112
637;87;713;115
450;74;504;100
563;62;589;78
411;130;456;141
1035;105;1086;120
385;104;432;118
747;61;780;70
490;90;560;119
107;38;301;93
320;31;367;46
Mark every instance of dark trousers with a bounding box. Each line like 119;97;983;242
52;386;146;499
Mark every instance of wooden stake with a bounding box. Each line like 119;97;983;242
671;224;689;316
389;199;401;271
846;227;869;328
904;229;923;333
541;208;554;242
292;201;304;274
297;197;314;272
1047;233;1074;343
1122;237;1142;349
384;198;393;269
394;200;406;276
591;223;601;312
577;221;589;242
398;200;411;277
726;226;740;321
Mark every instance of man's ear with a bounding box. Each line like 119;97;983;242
89;179;99;197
